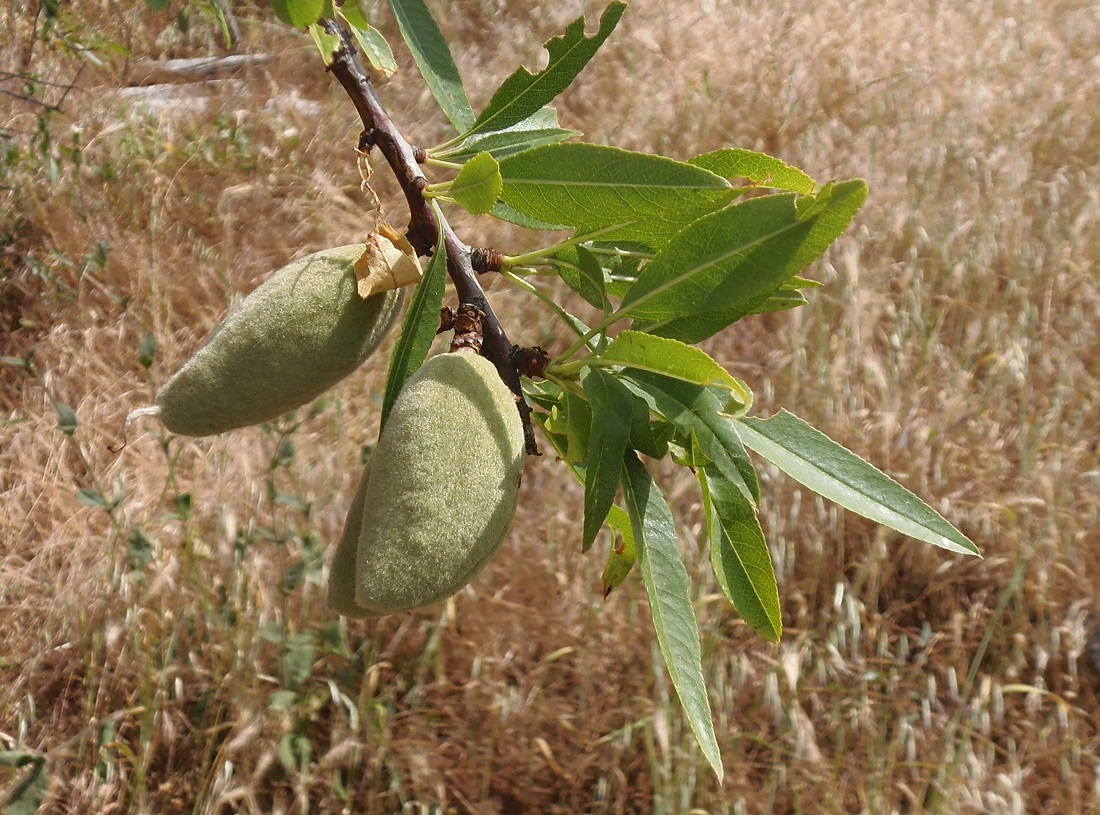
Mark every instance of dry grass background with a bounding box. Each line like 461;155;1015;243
2;0;1099;812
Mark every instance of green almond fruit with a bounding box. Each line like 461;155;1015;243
327;462;387;619
154;245;404;436
350;351;525;614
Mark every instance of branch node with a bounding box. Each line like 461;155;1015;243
470;247;504;274
449;304;485;354
511;346;549;379
411;145;428;163
437;305;456;334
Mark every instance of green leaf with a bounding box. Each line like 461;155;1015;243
386;0;475;132
643;278;815;344
77;488;108;509
280;632;316;688
127;527;154;570
575;245;609;312
448;151;502;215
468;2;625;135
381;224;446;427
598;330;752;409
625;371;759;506
628;395;673;459
600;504;636;597
145;0;170;11
272;0;325;27
562;388;591;463
137;331;157;369
436;108;577;162
55;400;77;435
621;451;723;781
0;749;47;815
531;409;574;471
490;200;570;231
690;148;816;195
580;369;633;552
736;410;980;556
336;3;399;75
618;180;867;324
307;21;343;65
498;143;737;245
698;464;782;642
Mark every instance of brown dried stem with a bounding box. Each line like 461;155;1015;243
320;19;538;455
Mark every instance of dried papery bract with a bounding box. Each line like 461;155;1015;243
137;243;407;437
340;351;525;614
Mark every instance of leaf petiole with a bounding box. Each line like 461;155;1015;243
498;269;586;339
422;156;464;171
500;222;633;268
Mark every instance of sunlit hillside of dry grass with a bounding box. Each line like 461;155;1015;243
2;0;1098;812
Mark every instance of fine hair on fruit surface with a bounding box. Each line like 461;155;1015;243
152;244;404;436
345;350;525;614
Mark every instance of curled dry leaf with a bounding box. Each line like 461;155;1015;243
354;223;424;297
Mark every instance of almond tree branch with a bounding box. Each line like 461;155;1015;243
319;19;538;455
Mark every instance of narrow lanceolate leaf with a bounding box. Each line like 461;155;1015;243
531;409;572;467
273;0;324;28
0;749;47;815
621;451;723;782
307;22;342;65
336;3;398;76
55;401;78;435
698;465;782;642
643;278;817;345
628;395;673;460
580;369;634;552
498;143;737;245
448;151;502;215
625;371;760;506
381;225;446;427
736;410;980;556
469;1;625;135
600;504;636;598
575;245;609;312
619;179;868;324
599;331;751;407
562;387;592;463
690;148;816;195
437;108;578;162
386;0;475;132
490;200;570;231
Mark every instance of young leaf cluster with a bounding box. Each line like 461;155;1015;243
257;0;981;781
